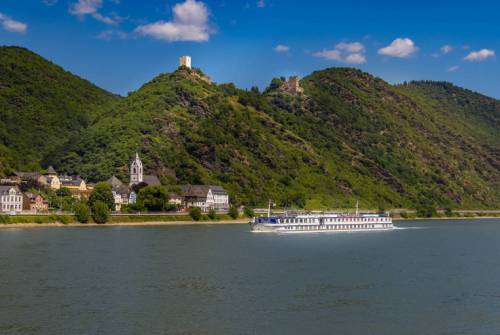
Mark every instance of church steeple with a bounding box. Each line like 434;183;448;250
130;152;143;186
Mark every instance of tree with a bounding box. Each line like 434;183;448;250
189;207;202;221
243;207;255;218
208;208;217;220
89;182;115;211
228;206;239;219
92;201;109;224
56;187;72;197
137;186;168;212
132;182;148;194
74;203;90;224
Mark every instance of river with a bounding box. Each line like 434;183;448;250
1;219;500;334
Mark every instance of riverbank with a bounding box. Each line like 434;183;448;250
0;219;250;228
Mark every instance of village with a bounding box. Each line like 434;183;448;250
0;151;230;216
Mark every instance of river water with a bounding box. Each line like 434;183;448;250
1;219;500;335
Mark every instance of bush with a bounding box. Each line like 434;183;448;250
228;206;239;219
189;207;202;221
0;215;10;224
243;207;255;218
137;186;168;212
92;201;109;224
208;208;217;220
416;205;437;218
74;203;90;223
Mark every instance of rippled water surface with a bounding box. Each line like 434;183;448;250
1;219;500;334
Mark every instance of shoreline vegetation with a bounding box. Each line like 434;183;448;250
0;211;499;228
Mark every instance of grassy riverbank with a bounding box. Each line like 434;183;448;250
0;213;249;227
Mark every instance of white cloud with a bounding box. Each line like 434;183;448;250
344;53;366;65
274;44;289;53
257;0;266;8
92;13;118;25
464;49;495;62
135;0;213;42
336;42;365;53
314;49;342;61
69;0;102;15
440;45;453;54
0;13;28;33
96;29;127;40
378;38;418;58
69;0;118;25
447;65;460;72
314;41;366;64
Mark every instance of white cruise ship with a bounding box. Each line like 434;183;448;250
251;206;393;233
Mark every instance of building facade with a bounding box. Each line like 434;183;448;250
130;153;144;186
23;192;48;212
0;186;23;213
182;185;229;212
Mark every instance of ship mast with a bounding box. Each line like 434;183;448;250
355;200;359;216
268;199;272;217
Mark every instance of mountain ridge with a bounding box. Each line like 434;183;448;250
0;47;499;209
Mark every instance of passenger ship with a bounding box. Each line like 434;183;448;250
251;202;393;233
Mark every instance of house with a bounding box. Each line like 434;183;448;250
11;172;47;186
168;193;183;206
129;153;161;187
182;185;229;212
23;192;48;212
0;186;23;213
59;175;90;199
44;166;61;190
107;176;131;211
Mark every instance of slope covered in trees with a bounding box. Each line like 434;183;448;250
0;46;119;174
1;47;498;209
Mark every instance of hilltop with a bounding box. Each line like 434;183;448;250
0;48;499;209
0;46;120;175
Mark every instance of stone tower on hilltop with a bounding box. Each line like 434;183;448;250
281;76;304;95
179;56;192;69
130;152;143;186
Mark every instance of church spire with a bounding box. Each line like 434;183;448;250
130;152;144;186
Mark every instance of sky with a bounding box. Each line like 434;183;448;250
0;0;499;98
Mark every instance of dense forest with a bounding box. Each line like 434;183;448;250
0;46;499;209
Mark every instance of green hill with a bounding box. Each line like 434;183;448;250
0;47;498;209
0;46;119;174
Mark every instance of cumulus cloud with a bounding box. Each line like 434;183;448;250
314;41;366;64
274;44;289;53
69;0;118;25
464;49;495;62
96;29;127;40
0;12;28;33
336;42;365;53
378;38;418;58
441;45;453;54
69;0;102;15
135;0;213;42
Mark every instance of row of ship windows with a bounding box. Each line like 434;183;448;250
280;218;389;224
283;224;392;230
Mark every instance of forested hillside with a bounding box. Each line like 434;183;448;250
1;47;499;209
0;46;119;174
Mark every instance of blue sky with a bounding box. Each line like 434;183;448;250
0;0;499;98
